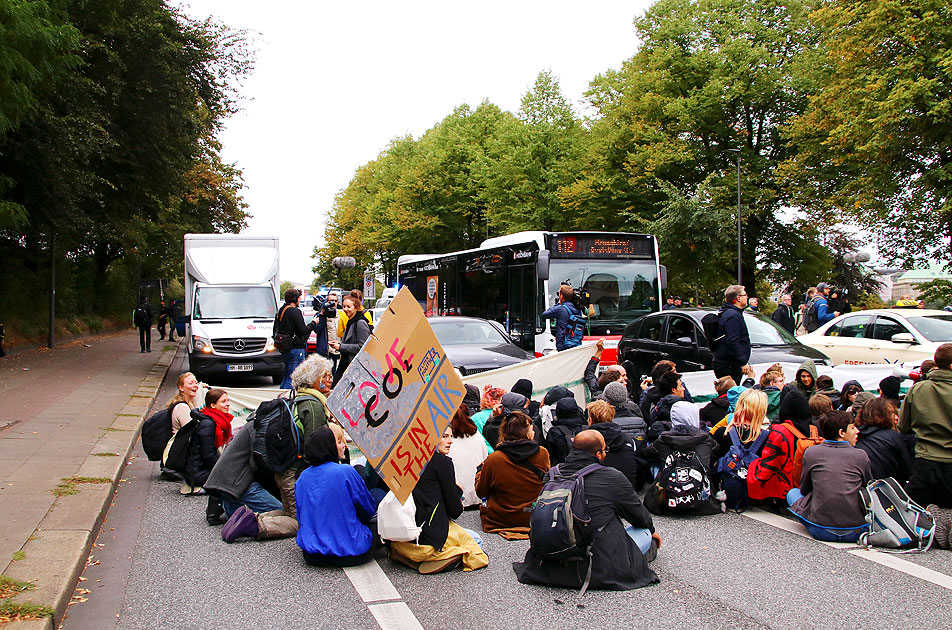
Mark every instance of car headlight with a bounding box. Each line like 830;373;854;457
192;335;211;353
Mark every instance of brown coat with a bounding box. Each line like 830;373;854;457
474;440;550;532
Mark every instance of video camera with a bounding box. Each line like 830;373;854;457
561;280;591;309
313;294;337;319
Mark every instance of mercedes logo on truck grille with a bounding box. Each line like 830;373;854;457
233;339;246;351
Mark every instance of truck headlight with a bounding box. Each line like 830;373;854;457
192;336;211;353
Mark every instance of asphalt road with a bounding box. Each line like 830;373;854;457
60;348;952;630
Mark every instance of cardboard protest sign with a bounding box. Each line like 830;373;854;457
326;287;465;502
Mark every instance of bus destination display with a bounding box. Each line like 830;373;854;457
550;234;653;259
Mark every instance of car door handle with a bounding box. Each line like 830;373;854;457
658;352;668;358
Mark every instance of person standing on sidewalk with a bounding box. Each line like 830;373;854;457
712;285;752;386
133;295;154;353
157;301;168;340
275;288;309;389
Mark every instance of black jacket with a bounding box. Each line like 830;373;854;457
275;303;309;349
412;452;464;550
589;422;639;489
545;414;587;465
513;450;659;591
184;409;219;488
333;315;372;383
855;425;916;483
699;395;730;428
584;357;603;397
713;303;751;366
771;304;796;334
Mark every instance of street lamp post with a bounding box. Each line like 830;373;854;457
725;149;742;284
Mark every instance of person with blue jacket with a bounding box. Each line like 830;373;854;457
541;285;583;351
814;283;840;326
294;426;379;567
712;285;752;386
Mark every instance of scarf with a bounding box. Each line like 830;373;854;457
203;407;233;448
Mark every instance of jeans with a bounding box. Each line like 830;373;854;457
280;348;306;389
786;489;865;543
625;526;654;556
221;481;284;517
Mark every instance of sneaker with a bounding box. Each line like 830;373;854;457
928;504;951;549
418;555;463;575
221;506;259;543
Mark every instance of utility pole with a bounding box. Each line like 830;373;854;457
725;149;742;284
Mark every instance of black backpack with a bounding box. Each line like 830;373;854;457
141;401;186;461
655;449;711;510
251;398;299;473
802;297;821;332
701;312;723;350
134;304;149;327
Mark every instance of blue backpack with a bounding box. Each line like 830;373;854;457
562;304;587;348
717;427;769;512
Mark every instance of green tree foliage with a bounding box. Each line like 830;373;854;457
782;0;952;267
0;0;252;332
567;0;822;296
913;279;952;308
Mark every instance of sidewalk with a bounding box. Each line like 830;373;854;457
0;331;178;629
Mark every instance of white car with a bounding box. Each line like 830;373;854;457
798;308;952;365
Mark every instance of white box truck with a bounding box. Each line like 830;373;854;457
184;234;285;383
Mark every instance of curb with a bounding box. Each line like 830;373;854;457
2;343;179;628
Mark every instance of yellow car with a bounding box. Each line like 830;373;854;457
798;308;952;365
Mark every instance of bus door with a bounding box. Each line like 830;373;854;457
507;264;537;353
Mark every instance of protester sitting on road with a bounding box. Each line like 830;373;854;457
854;398;915;482
183;388;232;524
879;376;902;408
511;378;541;419
292;427;380;566
747;388;815;503
838;380;863;412
642;401;720;515
793;360;818;399
280;355;336;518
545;398;587;466
462;383;481;417
482;392;527;450
712;389;767;458
787;411;871;543
205;421;298;543
850;391;876;417
708;385;747;434
602;380;643;419
809;394;834;422
758;369;784;422
330;293;372;385
646;370;687;441
390;427;489;574
471;385;505;453
587;400;639;489
700;376;735;428
513;430;660;592
640;359;697;418
584;340;628;399
445;403;489;508
816;375;840;403
168;372;203;436
537;385;575;442
474;411;550;537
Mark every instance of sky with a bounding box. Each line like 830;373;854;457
175;1;656;284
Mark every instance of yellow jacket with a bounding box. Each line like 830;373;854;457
337;309;374;338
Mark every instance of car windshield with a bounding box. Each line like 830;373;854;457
430;320;509;345
907;315;952;342
194;287;277;319
745;312;799;346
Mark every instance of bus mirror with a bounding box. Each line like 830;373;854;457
537;250;550;281
660;265;668;290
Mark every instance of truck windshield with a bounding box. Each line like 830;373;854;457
194;287;277;319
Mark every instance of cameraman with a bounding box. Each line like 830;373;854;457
323;292;341;370
542;284;584;352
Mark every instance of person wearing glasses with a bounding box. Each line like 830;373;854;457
514;430;660;591
712;285;753;386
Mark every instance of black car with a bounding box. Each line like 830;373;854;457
428;316;533;376
617;308;830;378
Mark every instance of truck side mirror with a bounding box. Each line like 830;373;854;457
537;249;550;281
659;265;668;290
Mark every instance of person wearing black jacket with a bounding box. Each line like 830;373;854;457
513;430;660;591
275;288;310;389
771;294;796;335
713;285;752;386
855;398;915;482
134;295;154;353
545;398;587;465
587;400;640;489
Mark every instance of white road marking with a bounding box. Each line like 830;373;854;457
743;508;952;592
343;561;402;602
368;602;425;630
342;559;424;629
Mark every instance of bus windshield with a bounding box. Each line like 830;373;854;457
194;286;277;319
549;259;659;333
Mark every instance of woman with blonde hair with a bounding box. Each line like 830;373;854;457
713;389;769;511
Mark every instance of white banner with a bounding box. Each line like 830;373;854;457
459;343;598;402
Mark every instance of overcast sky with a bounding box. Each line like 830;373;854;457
175;1;655;283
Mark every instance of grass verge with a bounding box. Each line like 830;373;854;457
10;552;24;563
0;601;55;623
53;476;112;497
0;575;34;599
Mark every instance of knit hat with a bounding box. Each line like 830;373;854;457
603;381;629;405
556;398;584;420
879;376;901;398
500;392;527;414
670;401;700;429
511;378;533;399
543;385;574;405
779;388;812;425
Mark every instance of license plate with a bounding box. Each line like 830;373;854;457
226;364;253;372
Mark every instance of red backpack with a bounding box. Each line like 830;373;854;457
747;423;799;501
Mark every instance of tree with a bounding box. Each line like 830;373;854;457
567;0;820;296
782;0;952;268
913;279;952;309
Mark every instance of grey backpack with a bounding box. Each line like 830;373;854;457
858;477;935;552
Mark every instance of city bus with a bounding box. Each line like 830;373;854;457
397;231;666;363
